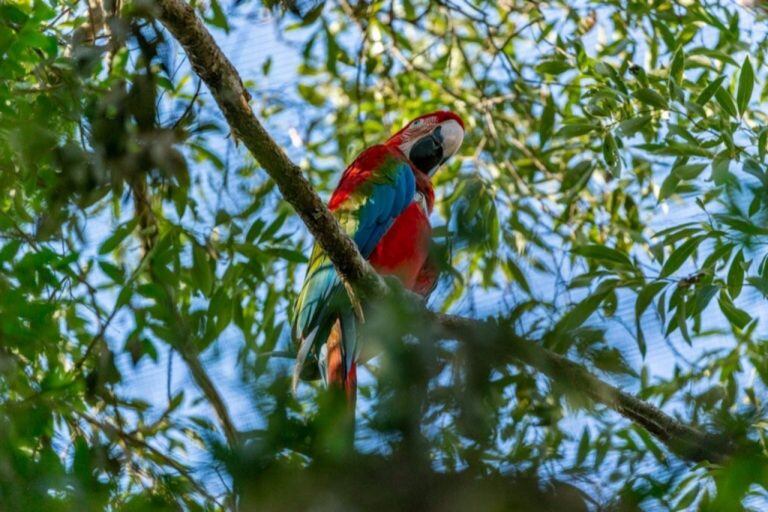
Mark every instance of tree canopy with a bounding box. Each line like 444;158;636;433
3;0;768;510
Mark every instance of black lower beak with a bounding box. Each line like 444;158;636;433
409;126;444;174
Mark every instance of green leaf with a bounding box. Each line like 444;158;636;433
676;294;691;344
711;153;732;185
747;276;768;298
675;485;701;510
539;94;555;147
670;47;685;85
760;128;768;161
659;173;681;201
691;285;718;316
635;281;667;358
572;244;633;269
115;285;133;310
263;246;308;263
19;28;57;57
714;86;738;117
591;346;636;377
504;257;531;294
617;115;651;137
262;56;272;76
556;122;597;139
673;163;707;180
0;240;21;263
718;292;752;329
695;76;726;106
168;391;185;412
0;5;28;25
99;261;125;284
206;0;230;32
556;290;611;332
650;142;711;158
297;83;326;106
602;132;620;176
702;242;734;271
635;426;666;463
99;219;139;255
246;219;266;243
660;235;706;278
562;161;594;192
192;243;214;296
324;22;340;74
633;88;668;109
743;158;767;186
259;212;289;242
576;429;590;465
727;250;745;299
299;2;324;26
715;214;768;236
737;56;754;115
535;59;571;75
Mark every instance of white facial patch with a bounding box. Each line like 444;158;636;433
438;119;464;161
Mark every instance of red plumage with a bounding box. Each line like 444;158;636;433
330;144;436;290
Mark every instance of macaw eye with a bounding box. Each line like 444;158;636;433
412;120;423;128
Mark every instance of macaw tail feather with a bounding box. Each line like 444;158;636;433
326;319;357;411
292;325;319;395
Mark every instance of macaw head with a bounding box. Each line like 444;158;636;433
387;111;464;176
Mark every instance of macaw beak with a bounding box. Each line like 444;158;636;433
409;119;464;176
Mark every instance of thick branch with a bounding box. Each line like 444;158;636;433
155;0;735;465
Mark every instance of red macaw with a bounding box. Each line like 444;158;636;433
292;111;465;409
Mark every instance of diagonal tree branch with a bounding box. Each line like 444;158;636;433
155;0;739;465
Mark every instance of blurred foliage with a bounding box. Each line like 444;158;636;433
3;0;768;510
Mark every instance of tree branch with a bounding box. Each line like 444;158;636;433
155;0;736;465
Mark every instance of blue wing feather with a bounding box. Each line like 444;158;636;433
354;163;414;257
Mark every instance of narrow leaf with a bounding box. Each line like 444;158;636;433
540;94;555;147
635;281;667;358
727;250;745;299
617;115;651;137
660;235;706;278
633;88;668;109
718;292;752;329
737;56;754;115
556;290;611;332
695;76;725;106
573;244;633;268
714;86;737;117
